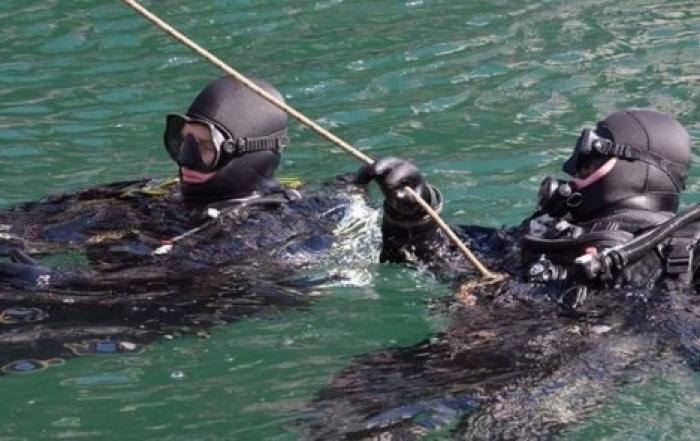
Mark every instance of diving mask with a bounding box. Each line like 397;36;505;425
163;113;288;172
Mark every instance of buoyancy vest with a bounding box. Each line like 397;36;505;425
521;209;700;288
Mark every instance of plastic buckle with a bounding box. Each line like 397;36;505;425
232;138;247;153
666;245;691;275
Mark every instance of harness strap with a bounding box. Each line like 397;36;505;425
662;225;700;285
666;237;692;275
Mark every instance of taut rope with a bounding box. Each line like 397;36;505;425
121;0;502;281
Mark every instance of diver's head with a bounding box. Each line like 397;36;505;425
538;109;691;221
163;76;288;201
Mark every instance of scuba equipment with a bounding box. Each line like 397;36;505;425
575;202;700;283
538;110;691;221
528;254;567;283
164;76;291;201
522;202;700;314
536;177;581;218
164;113;287;172
521;205;700;312
563;128;686;191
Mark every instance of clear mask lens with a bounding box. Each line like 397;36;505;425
198;138;218;168
164;113;226;171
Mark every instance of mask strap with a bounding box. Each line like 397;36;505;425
223;129;289;155
594;139;686;190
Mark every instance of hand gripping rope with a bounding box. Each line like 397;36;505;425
121;0;503;282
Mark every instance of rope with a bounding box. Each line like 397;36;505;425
404;187;501;280
121;0;502;281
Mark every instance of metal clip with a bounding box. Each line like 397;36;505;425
528;255;567;283
666;242;691;275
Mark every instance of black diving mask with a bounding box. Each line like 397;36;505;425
563;128;616;176
163;113;289;172
563;128;685;190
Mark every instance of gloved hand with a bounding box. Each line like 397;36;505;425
354;157;431;218
0;248;52;290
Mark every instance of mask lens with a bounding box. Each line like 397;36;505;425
563;129;594;176
197;139;219;168
165;114;228;171
577;129;595;155
164;114;187;161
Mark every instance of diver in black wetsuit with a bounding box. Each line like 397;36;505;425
306;110;700;440
0;76;373;371
359;109;697;299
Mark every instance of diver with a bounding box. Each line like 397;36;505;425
0;75;370;286
0;75;374;368
356;109;698;307
306;109;700;440
165;75;291;202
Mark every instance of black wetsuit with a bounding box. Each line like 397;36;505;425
306;191;700;440
0;178;374;372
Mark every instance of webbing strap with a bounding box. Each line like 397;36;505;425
596;139;686;190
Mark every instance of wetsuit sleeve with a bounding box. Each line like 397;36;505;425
379;184;445;263
379;185;521;280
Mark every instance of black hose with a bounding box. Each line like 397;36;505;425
609;203;700;268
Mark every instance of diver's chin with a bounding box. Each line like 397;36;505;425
573;158;617;190
180;167;216;184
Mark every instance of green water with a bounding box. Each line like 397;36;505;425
1;0;700;439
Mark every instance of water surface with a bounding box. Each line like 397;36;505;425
1;0;700;439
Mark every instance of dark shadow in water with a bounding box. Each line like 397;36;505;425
302;278;700;440
0;179;362;374
0;263;333;374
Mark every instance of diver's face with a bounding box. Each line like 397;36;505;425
572;156;618;190
575;156;609;179
179;122;217;184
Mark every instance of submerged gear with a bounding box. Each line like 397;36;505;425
165;76;290;200
560;110;691;221
0;248;52;290
164;113;287;172
0;178;373;371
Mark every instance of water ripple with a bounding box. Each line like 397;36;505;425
1;1;700;440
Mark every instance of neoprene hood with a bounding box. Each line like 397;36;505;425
178;76;289;201
563;110;691;221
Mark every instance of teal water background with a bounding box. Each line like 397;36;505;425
1;0;700;439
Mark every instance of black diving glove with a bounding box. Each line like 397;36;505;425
0;249;52;290
355;157;435;219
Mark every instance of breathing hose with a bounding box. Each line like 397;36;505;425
577;203;700;280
